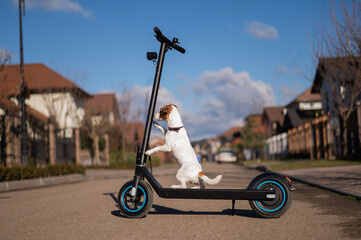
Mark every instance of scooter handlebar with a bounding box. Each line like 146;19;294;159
153;27;186;54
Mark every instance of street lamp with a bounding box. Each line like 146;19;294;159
19;0;28;166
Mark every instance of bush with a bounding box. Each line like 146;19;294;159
0;163;86;182
105;150;161;169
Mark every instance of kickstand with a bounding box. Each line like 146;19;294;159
232;200;235;216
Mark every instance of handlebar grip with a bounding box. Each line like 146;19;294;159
173;43;186;54
153;27;186;54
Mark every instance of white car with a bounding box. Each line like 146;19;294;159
214;149;237;163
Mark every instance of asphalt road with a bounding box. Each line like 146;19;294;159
1;163;360;240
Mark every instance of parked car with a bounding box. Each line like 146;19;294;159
214;148;237;163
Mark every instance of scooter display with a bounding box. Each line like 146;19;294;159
117;27;295;218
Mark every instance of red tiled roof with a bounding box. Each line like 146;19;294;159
220;126;242;138
85;93;119;116
0;63;90;98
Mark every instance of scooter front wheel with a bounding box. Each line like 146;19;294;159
118;180;154;218
249;178;292;218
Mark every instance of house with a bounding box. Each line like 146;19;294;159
192;137;221;162
0;63;91;136
0;63;92;165
283;87;322;131
311;57;361;158
84;93;120;125
124;122;144;151
262;106;284;138
219;126;242;147
242;114;266;160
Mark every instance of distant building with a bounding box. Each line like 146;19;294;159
84;93;120;125
242;114;266;160
283;87;322;131
219;126;242;147
124;122;144;151
262;106;284;138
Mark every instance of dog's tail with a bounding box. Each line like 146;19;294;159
199;172;222;185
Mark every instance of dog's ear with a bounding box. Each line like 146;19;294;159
160;105;173;119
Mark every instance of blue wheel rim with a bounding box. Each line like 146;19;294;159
122;185;146;212
255;180;286;212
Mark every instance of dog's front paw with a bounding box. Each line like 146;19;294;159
145;150;152;155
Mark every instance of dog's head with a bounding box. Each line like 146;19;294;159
154;104;178;121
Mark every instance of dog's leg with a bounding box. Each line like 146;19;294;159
190;178;205;189
171;172;188;189
171;181;187;189
199;179;206;189
145;144;171;155
153;121;166;135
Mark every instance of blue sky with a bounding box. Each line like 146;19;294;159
1;0;331;139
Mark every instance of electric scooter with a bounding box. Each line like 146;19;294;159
117;27;295;218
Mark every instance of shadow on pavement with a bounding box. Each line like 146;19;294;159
148;204;261;218
104;192;261;218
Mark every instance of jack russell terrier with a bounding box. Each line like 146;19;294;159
145;104;222;189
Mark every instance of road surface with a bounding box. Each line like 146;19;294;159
0;163;360;240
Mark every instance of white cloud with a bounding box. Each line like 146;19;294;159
13;0;94;19
245;21;279;40
190;67;275;137
128;68;275;139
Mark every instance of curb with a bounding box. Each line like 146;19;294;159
285;175;361;201
245;164;361;201
0;174;89;193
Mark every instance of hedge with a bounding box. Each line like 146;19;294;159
0;163;86;182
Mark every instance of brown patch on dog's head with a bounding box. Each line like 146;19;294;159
159;104;174;120
199;172;205;177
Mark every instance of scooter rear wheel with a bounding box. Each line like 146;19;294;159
249;178;292;218
118;180;154;218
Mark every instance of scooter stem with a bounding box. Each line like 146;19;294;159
137;41;167;166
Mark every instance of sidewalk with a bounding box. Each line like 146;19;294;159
246;164;361;200
279;165;361;200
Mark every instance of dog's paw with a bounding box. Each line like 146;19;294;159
171;185;181;189
145;150;152;155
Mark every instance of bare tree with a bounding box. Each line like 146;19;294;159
80;108;110;165
118;85;133;162
312;0;361;157
0;49;13;73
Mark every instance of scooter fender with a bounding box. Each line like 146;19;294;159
246;171;296;191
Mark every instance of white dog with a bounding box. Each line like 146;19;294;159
145;104;222;189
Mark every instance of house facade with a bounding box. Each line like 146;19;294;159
312;57;361;158
0;63;91;166
0;63;90;136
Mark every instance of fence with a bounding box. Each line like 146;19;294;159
265;132;288;159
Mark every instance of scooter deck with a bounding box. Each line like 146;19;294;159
157;188;275;200
139;166;275;201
